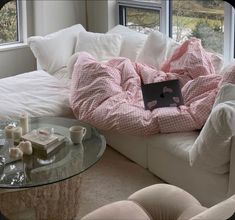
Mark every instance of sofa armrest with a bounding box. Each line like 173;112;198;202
214;83;235;193
228;136;235;197
189;101;235;174
213;84;235;107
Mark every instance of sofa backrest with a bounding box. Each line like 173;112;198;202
30;24;226;77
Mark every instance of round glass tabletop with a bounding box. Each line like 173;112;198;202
0;117;106;188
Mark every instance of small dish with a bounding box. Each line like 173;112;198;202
37;127;54;141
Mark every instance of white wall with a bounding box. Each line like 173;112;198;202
0;46;36;78
86;0;117;33
86;0;108;33
108;0;118;30
0;0;86;78
0;0;118;78
34;0;86;36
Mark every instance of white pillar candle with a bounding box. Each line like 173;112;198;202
13;126;23;141
19;113;29;135
4;125;15;139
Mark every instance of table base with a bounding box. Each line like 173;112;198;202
0;175;81;220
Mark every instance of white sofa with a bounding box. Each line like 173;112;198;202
100;25;235;207
102;125;235;207
27;24;235;207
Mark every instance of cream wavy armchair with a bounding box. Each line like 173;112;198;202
81;184;235;220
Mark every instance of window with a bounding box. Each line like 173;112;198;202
120;7;160;33
118;0;235;60
118;0;162;34
170;0;224;54
0;0;23;45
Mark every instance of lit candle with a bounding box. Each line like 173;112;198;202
19;113;29;135
13;127;23;141
4;125;15;139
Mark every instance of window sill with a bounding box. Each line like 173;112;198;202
0;43;28;52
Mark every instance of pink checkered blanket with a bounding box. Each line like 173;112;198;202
70;38;232;135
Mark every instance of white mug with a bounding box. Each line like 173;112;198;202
69;126;87;144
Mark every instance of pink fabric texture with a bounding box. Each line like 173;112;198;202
70;38;231;136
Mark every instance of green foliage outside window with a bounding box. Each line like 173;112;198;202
172;0;224;54
125;0;224;54
0;1;17;44
126;8;160;33
190;20;223;53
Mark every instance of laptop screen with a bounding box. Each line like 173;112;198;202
141;79;184;111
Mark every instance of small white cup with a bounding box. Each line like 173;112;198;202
69;126;87;144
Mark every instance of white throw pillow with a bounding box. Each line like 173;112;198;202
108;25;147;61
136;31;179;69
67;52;81;78
189;100;235;174
28;24;86;74
209;52;224;74
189;83;235;174
75;31;122;62
219;61;235;85
213;83;235;107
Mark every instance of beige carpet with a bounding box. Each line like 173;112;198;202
76;146;163;219
6;146;163;220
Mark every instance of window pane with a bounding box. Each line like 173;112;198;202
141;0;161;2
125;7;160;34
127;0;162;3
0;0;18;44
172;0;224;54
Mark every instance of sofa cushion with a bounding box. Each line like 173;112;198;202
190;195;235;220
28;24;85;74
189;76;235;174
148;132;198;162
213;83;235;107
102;130;149;168
108;25;147;61
66;52;81;78
219;61;235;86
189;100;235;174
136;31;179;69
136;32;223;72
75;31;122;62
209;52;224;74
147;137;228;207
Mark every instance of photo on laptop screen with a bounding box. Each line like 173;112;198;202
141;79;184;111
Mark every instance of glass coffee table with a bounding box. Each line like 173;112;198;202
0;116;106;219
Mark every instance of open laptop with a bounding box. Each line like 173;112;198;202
141;79;184;111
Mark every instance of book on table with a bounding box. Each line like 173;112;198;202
21;131;66;155
34;140;66;158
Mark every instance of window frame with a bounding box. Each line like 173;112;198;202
0;0;26;47
118;0;163;32
117;0;235;62
119;5;161;29
224;1;234;62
